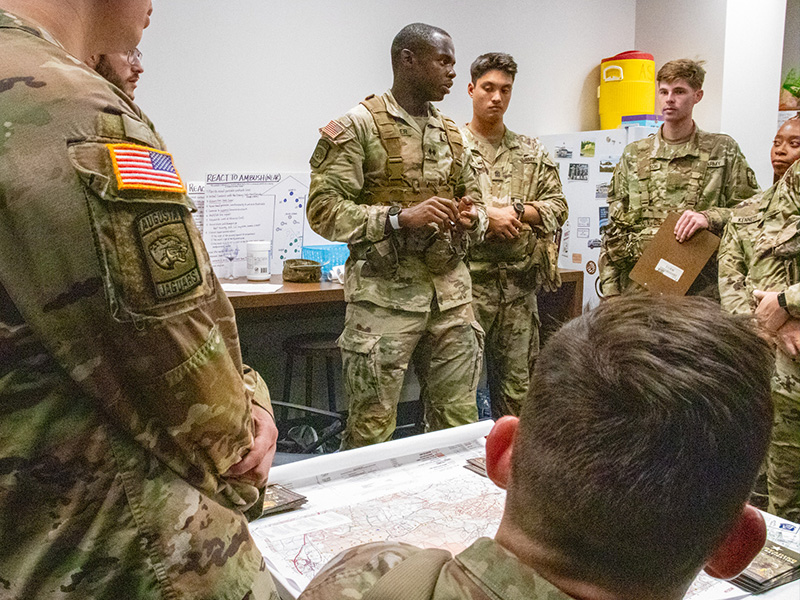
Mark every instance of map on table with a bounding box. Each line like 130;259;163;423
250;423;501;598
250;422;800;600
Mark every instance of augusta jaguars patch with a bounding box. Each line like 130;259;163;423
136;207;202;300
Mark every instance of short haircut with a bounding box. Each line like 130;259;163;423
470;52;518;84
391;23;451;70
507;295;773;595
658;58;706;90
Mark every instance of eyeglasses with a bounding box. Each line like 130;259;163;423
127;49;143;66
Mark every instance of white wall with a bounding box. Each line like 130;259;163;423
720;0;786;187
783;0;800;84
137;1;788;190
635;0;728;133
138;0;636;183
636;0;786;188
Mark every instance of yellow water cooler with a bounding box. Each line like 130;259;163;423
598;50;655;129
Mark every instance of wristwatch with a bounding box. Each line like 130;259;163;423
388;205;402;230
778;290;788;309
512;200;525;220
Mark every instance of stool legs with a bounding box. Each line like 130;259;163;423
326;357;336;413
305;355;314;407
281;354;294;421
280;334;342;421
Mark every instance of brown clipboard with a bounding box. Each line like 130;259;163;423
628;212;720;295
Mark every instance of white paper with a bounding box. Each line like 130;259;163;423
220;283;282;293
656;258;684;282
187;181;205;235
202;172;309;279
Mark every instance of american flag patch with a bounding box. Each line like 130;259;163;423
107;143;186;193
320;120;345;139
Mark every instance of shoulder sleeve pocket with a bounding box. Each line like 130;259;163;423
68;140;215;322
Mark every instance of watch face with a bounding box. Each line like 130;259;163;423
388;205;402;216
513;201;524;215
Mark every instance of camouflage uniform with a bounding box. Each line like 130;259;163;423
462;127;567;418
719;180;800;521
0;11;277;599
298;537;574;600
308;91;486;449
600;125;759;298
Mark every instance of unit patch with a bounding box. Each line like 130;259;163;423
310;139;331;168
108;143;186;193
747;168;758;189
136;207;202;300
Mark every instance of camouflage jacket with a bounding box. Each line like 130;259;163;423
735;161;800;315
298;537;574;600
307;91;486;312
718;186;780;314
599;125;759;296
462;127;568;302
0;11;276;599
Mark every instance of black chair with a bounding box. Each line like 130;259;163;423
272;401;345;454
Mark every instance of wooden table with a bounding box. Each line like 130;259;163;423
227;268;584;324
227;275;345;310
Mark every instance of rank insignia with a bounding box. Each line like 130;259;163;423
108;143;186;193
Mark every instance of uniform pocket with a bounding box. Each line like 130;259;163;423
68;141;215;322
338;327;383;406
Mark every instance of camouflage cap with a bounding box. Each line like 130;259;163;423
283;259;322;283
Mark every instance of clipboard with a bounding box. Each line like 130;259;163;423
628;212;720;295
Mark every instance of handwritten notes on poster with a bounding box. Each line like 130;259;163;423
202;172;307;278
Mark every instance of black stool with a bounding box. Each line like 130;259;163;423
280;332;341;420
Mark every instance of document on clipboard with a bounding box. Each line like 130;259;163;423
628;212;720;296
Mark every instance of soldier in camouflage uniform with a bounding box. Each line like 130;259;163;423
462;53;567;419
0;2;279;598
719;117;800;521
600;59;759;298
298;296;773;600
307;23;487;449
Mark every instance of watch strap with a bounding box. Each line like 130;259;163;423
778;291;788;309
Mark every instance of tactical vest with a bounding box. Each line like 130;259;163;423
358;94;465;207
350;95;469;276
634;136;711;223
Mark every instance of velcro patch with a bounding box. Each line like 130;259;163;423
136;207;202;300
108;143;186;193
320;120;345;139
310;139;331;169
747;168;758;189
